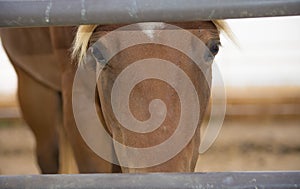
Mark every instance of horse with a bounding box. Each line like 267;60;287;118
0;20;228;173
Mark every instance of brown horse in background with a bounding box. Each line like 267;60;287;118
0;21;226;173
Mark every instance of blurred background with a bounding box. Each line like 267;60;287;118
0;16;299;174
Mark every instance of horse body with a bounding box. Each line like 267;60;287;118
0;21;222;173
1;27;113;173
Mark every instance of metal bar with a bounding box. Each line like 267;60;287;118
0;0;300;27
0;172;300;189
0;107;21;119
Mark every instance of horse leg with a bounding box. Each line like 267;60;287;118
57;124;79;174
14;66;60;174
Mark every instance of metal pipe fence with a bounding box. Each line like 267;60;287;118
1;172;300;189
0;0;300;27
0;1;300;189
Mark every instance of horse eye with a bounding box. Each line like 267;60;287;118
91;45;106;65
207;40;221;56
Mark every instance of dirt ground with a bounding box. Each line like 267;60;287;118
0;117;299;175
196;118;300;172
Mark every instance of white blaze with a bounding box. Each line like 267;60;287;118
137;22;166;39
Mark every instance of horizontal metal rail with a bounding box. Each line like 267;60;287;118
0;172;300;189
0;107;21;119
0;0;300;27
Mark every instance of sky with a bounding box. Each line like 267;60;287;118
0;16;300;95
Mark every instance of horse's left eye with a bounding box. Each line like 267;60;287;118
207;40;221;56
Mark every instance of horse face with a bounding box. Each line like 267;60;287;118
90;21;220;172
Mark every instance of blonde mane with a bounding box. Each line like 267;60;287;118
72;21;233;64
212;20;236;45
72;24;97;64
